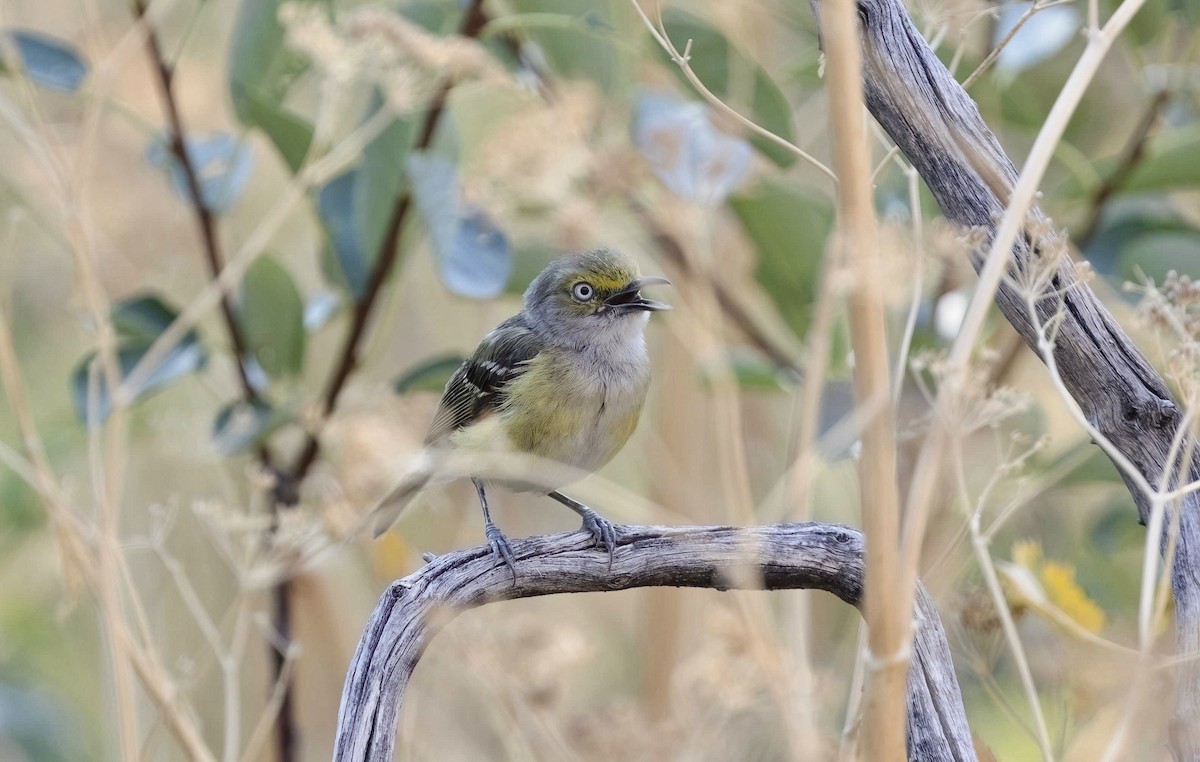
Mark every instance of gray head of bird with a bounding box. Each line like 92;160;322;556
522;248;671;348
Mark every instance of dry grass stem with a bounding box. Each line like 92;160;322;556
817;0;906;756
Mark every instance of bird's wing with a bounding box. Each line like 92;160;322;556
424;314;545;445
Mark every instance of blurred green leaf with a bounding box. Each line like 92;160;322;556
317;172;366;294
111;295;177;342
239;256;306;377
71;341;206;425
1083;201;1200;283
1125;0;1198;46
236;88;313;173
729;354;787;391
660;9;796;167
356;105;415;266
1065;129;1200;199
504;2;629;92
394;355;466;394
212;399;288;455
71;295;206;424
397;0;452;33
316;97;416;297
1112;129;1200;195
0;467;41;533
729;181;832;335
1119;228;1200;282
228;0;326;172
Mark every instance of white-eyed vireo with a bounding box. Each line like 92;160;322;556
366;248;670;577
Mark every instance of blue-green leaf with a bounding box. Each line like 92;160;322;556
632;90;752;205
239;256;306;377
354;104;415;268
1064;129;1200;199
1082;200;1200;280
71;340;206;424
0;682;79;762
235;86;313;173
303;291;341;332
145;133;254;213
407;152;511;298
111;295;178;342
316;98;416;296
2;30;88;92
71;295;207;424
212;399;287;455
317;172;369;295
228;0;325;172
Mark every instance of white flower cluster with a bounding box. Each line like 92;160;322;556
279;3;508;113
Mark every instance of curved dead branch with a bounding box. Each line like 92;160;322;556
333;523;975;761
833;0;1200;755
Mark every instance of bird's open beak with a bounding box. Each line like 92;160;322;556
604;276;672;312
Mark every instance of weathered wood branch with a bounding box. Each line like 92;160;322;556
843;0;1200;755
333;524;976;761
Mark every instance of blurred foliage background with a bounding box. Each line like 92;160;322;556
0;0;1198;759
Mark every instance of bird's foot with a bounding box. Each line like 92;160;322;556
484;520;517;582
579;508;618;569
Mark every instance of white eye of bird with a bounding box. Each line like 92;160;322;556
571;282;594;301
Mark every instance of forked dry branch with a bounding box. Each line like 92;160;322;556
842;0;1199;756
333;524;975;762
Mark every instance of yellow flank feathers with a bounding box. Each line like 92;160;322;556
450;344;650;491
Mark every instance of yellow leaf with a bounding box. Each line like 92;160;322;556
1041;561;1106;634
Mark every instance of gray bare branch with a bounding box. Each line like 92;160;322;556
841;0;1200;754
333;524;976;761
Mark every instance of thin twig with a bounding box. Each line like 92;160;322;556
954;447;1055;758
132;0;260;401
960;0;1077;90
628;0;837;184
283;0;489;493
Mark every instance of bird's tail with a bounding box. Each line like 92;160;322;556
359;451;436;539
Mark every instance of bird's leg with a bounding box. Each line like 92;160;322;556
547;491;618;569
474;478;516;581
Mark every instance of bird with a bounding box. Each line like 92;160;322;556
365;248;670;578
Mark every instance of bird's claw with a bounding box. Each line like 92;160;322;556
485;521;517;582
580;509;618;569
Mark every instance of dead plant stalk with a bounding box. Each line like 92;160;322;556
818;0;905;757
